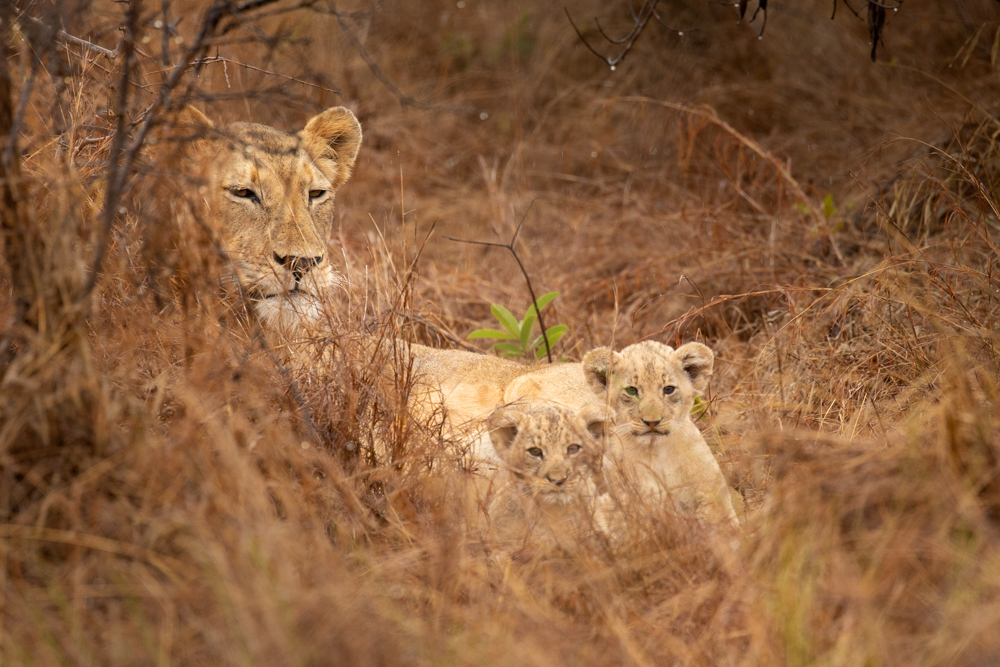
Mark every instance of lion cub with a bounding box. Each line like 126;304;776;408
483;403;612;557
504;341;739;530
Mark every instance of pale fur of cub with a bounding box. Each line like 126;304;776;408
503;341;739;529
172;107;528;452
484;403;612;556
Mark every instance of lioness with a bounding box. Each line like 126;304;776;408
484;403;612;556
503;341;739;529
173;107;528;454
174;105;361;334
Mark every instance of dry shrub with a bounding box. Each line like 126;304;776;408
2;1;999;664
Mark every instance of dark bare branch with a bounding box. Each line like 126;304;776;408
574;0;905;66
445;201;556;363
567;1;687;68
18;14;118;60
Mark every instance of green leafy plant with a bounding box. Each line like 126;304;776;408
468;291;568;359
821;193;836;218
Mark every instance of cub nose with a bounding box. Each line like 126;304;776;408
642;418;662;429
545;473;567;487
273;253;323;282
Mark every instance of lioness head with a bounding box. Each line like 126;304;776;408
174;106;362;332
582;341;714;448
488;404;611;504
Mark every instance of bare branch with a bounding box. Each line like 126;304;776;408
566;0;685;69
80;0;140;301
193;55;344;95
18;14;118;60
445;201;557;363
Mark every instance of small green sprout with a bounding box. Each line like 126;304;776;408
468;291;569;360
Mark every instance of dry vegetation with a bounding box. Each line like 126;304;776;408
2;0;1000;664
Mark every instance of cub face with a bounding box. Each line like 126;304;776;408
582;341;714;447
175;106;362;332
488;404;611;505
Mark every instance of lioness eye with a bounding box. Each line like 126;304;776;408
527;447;543;458
230;187;257;201
663;386;676;395
624;386;638;397
566;444;581;455
309;189;327;200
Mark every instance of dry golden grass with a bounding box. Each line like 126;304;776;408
2;1;999;664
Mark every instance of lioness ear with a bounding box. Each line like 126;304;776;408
175;105;213;131
582;347;622;396
301;106;362;190
162;105;215;162
487;407;522;452
676;342;714;394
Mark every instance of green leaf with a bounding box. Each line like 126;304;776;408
527;291;559;318
493;342;524;357
530;324;568;358
519;311;537;350
822;193;835;218
544;323;569;338
468;328;515;340
690;395;708;420
490;303;520;338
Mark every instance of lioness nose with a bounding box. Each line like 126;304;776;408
273;253;323;281
642;418;661;428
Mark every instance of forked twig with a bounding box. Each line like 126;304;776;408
445;201;556;363
566;0;692;68
19;14;119;60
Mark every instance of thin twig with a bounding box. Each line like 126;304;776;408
193;55;344;95
566;0;686;68
79;0;139;302
445;201;556;363
19;14;118;60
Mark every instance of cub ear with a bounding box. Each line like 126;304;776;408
582;347;623;396
301;106;363;190
577;403;614;443
487;407;523;452
675;342;714;394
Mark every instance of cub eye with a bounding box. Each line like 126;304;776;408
527;447;543;458
308;189;327;200
624;386;638;397
229;187;258;201
566;444;581;455
663;386;676;395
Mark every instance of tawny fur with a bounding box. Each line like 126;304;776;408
173;105;361;337
484;403;612;556
174;107;529;459
504;341;739;529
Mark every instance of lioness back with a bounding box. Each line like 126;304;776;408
405;343;533;462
